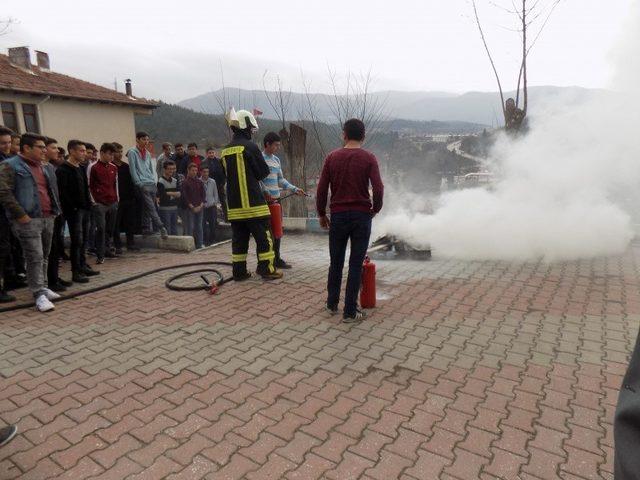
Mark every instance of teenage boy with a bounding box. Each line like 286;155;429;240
201;167;219;246
0;133;62;312
204;147;226;221
156;142;173;179
181;163;205;249
57;140;99;284
43;137;71;292
157;160;180;235
6;132;27;291
90;143;119;264
112;143;138;252
173;143;189;176
186;143;203;172
127;132;168;239
261;132;306;269
316;119;384;322
0;126;15;302
10;133;20;155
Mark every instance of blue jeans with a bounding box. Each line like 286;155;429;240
184;209;203;248
327;210;372;316
159;209;178;235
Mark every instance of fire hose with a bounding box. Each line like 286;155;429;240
0;261;234;314
0;194;312;314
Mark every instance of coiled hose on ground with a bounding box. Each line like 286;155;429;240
0;261;234;314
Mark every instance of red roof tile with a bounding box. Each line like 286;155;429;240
0;54;157;108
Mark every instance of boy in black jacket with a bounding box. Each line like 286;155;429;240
56;140;99;283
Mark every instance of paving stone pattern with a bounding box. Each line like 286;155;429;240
0;234;637;479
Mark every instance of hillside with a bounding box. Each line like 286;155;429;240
178;86;611;126
135;103;486;192
134;102;487;150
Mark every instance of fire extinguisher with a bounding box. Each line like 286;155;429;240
268;202;283;239
360;256;376;309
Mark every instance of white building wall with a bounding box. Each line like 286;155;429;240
0;92;151;151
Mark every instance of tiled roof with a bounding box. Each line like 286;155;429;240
0;54;157;108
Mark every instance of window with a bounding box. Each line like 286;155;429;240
1;102;18;132
22;104;40;133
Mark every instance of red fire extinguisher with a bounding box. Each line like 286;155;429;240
360;256;376;309
268;202;283;239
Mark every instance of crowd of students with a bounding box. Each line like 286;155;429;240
0;128;230;312
0;124;311;313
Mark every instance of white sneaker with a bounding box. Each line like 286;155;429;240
35;295;55;312
42;288;61;301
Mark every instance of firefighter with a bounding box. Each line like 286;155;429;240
221;109;282;281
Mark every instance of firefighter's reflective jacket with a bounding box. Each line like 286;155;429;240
220;132;271;221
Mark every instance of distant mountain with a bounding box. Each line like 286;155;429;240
178;86;611;126
135;102;486;151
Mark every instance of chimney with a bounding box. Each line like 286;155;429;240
124;79;132;97
8;47;31;70
35;50;50;70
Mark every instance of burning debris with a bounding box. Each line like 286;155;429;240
368;235;432;261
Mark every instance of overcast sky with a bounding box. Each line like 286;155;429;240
1;1;632;103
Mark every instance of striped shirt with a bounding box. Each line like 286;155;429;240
260;153;298;199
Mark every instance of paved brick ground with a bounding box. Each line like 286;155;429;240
0;233;637;479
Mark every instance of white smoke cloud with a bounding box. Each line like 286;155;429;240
375;2;640;262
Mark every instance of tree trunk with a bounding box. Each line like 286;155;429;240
281;123;308;218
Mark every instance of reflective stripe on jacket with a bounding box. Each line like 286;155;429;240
221;133;270;221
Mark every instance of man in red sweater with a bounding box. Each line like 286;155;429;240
316;118;384;322
89;143;119;264
181;163;205;249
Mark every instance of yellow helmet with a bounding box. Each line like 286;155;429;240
226;108;259;130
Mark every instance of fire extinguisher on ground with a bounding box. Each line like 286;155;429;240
360;256;376;309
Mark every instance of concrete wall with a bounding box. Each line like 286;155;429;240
0;92;149;150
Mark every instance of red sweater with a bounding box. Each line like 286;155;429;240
316;147;384;216
181;176;205;207
89;161;118;205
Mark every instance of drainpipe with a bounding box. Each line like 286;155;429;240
35;95;50;134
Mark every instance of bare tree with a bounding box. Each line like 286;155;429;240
262;72;308;218
300;73;328;160
471;0;563;123
211;60;234;141
0;17;15;37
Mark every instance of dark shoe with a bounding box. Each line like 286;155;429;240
275;259;292;269
342;309;367;323
49;283;67;293
5;277;27;290
105;250;117;258
115;247;123;255
82;266;100;276
96;257;105;265
0;425;18;447
58;278;73;287
0;290;16;303
87;247;97;257
326;304;338;315
160;227;169;240
127;244;140;251
141;230;154;236
260;270;284;281
72;273;90;283
233;272;252;282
